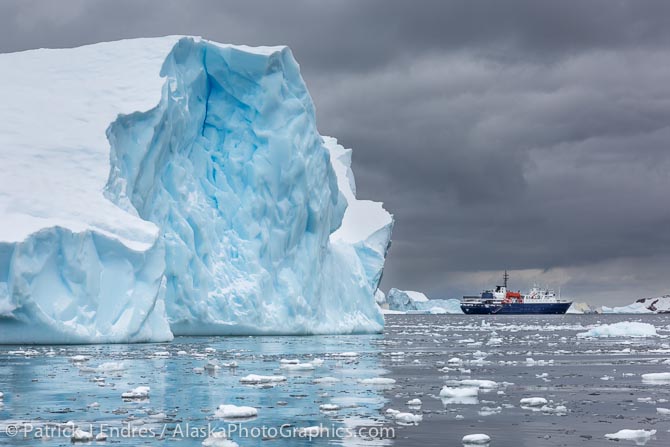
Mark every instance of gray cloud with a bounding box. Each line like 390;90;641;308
1;0;668;304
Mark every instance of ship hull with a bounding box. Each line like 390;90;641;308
460;302;572;315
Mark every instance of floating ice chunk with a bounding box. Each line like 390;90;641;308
280;362;316;371
70;355;89;363
334;352;359;358
541;404;567;415
462;433;491;445
223;361;238;368
0;392;3;399
447;357;463;365
319;404;340;411
407;398;422;406
487;337;503;346
440;386;479;398
71;428;93;442
314;377;341;384
520;397;548;407
280;359;299;364
641;372;670;383
578;322;657;338
202;431;239;447
525;357;554;366
239;375;287;385
458;379;498;389
358;378;396;385
386;408;422;425
311;358;324;367
394;412;422;425
657;407;670;415
215;404;258;419
121;386;150;399
604;429;656;444
81;361;125;373
204;361;221;372
95;432;107;441
478;406;502;416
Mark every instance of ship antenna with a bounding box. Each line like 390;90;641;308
503;270;509;288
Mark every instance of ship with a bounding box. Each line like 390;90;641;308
460;271;572;314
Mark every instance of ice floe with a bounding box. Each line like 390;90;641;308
577;322;657;338
71;428;93;442
520;397;548;407
462;433;491;445
641;372;670;383
440;386;479;398
202;431;239;447
121;386;150;399
386;408;422;425
604;429;656;444
214;404;258;419
239;374;287;385
319;404;340;411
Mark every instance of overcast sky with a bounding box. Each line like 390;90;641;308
1;0;668;305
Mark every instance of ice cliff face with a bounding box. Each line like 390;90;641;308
0;37;392;343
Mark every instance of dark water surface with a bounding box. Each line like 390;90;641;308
0;314;668;446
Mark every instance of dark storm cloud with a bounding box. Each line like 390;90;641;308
1;0;668;304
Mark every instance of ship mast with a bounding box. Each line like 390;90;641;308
503;270;509;288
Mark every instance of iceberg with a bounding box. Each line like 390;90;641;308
602;295;670;314
386;288;429;312
566;302;597;314
0;36;392;343
384;288;463;314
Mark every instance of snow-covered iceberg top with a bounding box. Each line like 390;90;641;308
0;36;393;343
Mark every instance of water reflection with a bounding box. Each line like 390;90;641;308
0;334;391;446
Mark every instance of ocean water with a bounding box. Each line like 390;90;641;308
1;314;669;446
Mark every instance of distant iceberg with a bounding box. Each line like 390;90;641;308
382;288;463;314
0;36;392;343
566;302;597;314
601;295;670;314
